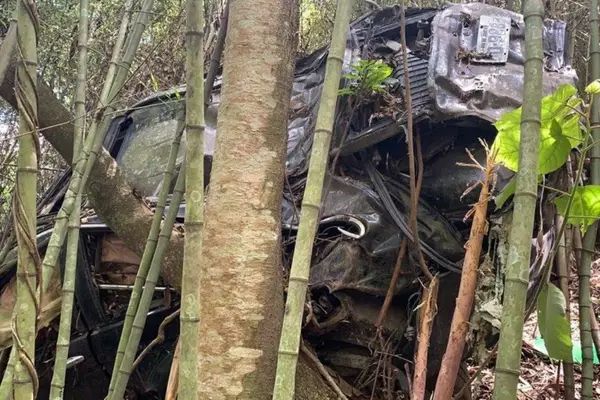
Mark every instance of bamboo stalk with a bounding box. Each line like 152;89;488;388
492;0;545;398
272;0;354;398
49;0;89;397
413;276;439;400
0;7;18;399
578;0;600;395
11;0;40;398
555;216;575;400
110;164;186;400
178;0;204;398
38;0;141;296
106;116;185;398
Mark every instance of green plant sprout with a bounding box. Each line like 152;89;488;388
338;59;397;97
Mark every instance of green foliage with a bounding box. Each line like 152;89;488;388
536;283;573;361
585;79;600;95
554;185;600;234
338;59;396;97
492;84;583;175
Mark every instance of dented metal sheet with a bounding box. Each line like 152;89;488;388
428;2;577;123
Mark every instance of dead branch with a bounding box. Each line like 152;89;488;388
412;275;439;400
432;141;496;400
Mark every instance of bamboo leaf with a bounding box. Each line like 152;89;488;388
536;283;573;361
554;185;600;234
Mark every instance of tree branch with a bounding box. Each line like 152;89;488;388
0;49;183;290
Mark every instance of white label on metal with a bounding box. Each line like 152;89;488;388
475;15;511;64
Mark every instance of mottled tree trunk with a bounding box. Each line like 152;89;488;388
196;0;297;398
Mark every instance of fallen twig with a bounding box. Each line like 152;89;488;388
432;141;496;400
375;239;408;328
300;341;349;400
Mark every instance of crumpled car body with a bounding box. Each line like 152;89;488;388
0;2;575;398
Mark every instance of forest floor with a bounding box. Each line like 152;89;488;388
472;251;600;399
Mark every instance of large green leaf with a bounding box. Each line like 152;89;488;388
493;118;571;174
540;84;577;123
554;185;600;234
536;283;573;362
537;119;572;174
492;84;582;174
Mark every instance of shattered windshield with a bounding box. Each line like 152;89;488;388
116;99;185;197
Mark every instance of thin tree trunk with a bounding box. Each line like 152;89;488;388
555;216;575;400
49;0;88;396
204;1;228;110
492;0;544;399
196;0;297;398
179;0;205;398
10;0;39;398
578;0;600;397
273;0;353;398
0;18;15;88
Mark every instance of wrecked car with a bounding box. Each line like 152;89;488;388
0;2;576;399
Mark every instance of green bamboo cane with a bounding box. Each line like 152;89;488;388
178;0;204;398
106;113;185;398
2;1;139;395
0;9;18;398
555;216;575;400
38;0;136;295
492;1;544;399
49;0;89;396
110;164;186;400
108;3;226;394
11;0;39;398
577;0;600;395
272;0;354;398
